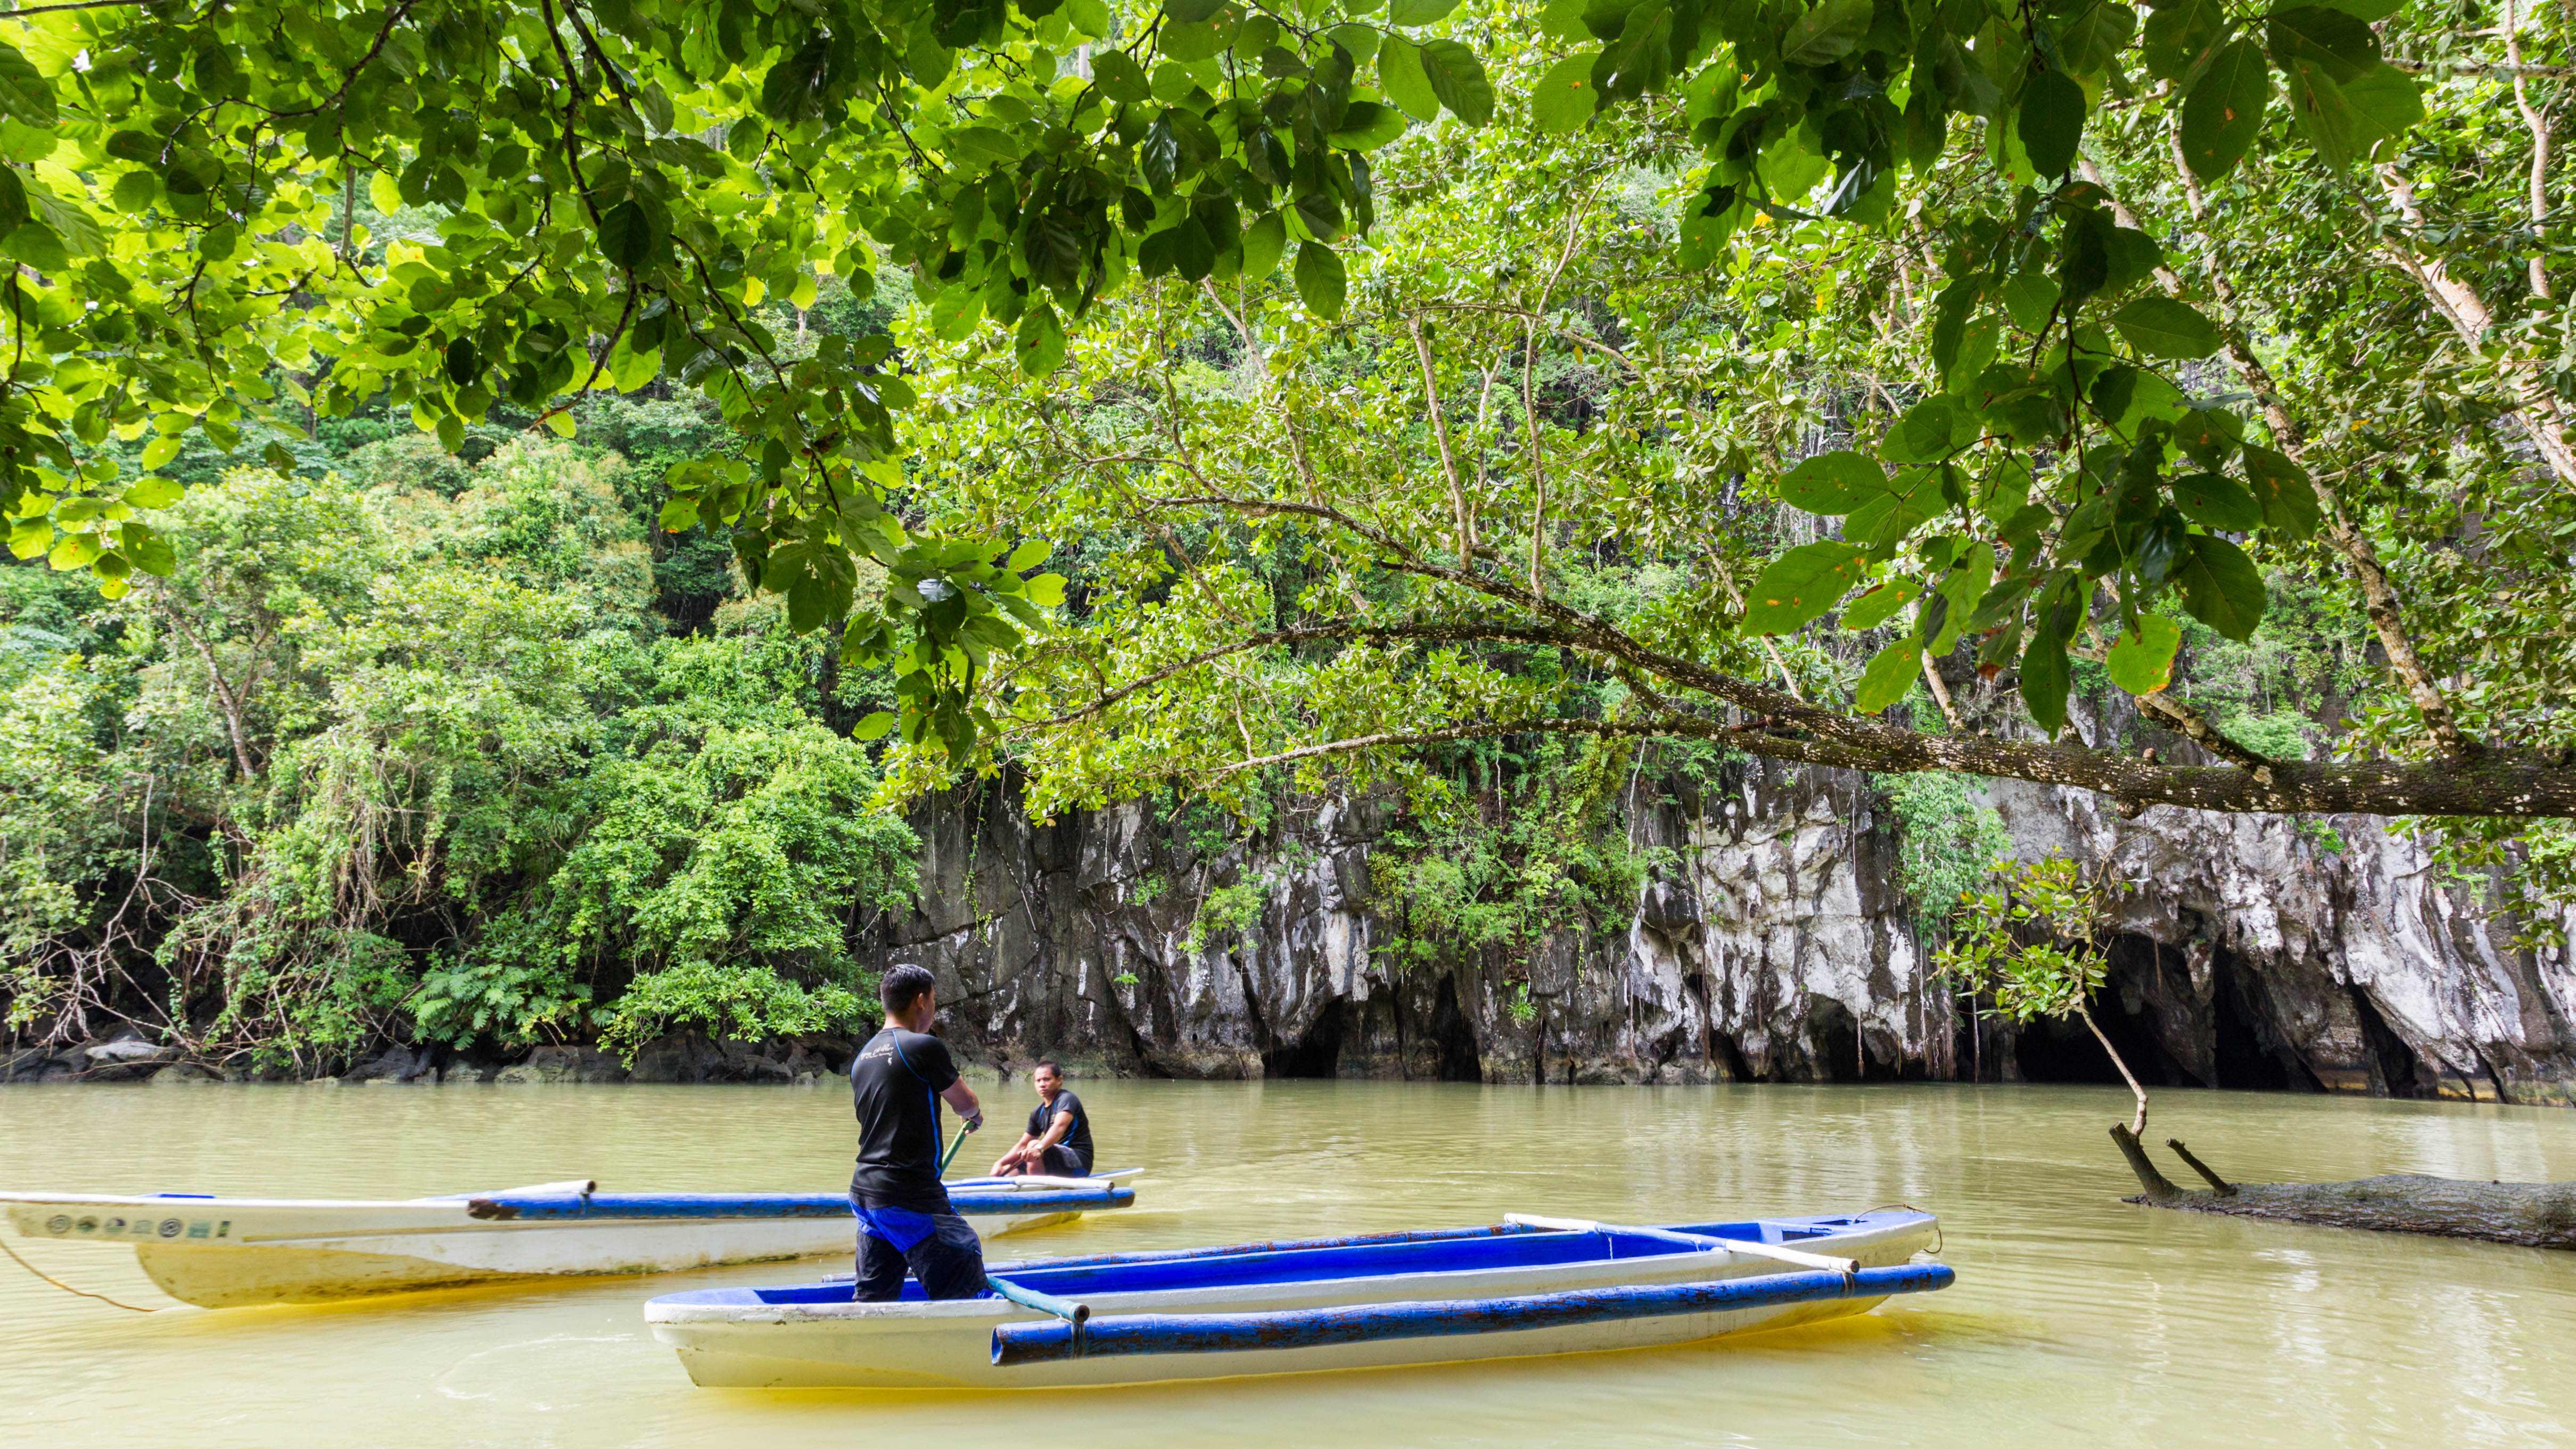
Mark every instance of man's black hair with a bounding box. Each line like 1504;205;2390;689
881;962;937;1015
1035;1060;1063;1077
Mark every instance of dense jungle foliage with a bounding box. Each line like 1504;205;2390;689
2;0;2574;1064
0;324;931;1065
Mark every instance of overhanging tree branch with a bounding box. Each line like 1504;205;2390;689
1109;492;2576;817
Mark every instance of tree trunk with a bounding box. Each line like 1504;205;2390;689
2111;1134;2576;1249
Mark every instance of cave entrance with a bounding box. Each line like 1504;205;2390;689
2210;946;2324;1091
2007;940;2199;1089
1263;999;1348;1078
2009;1014;2145;1085
1428;977;1483;1083
2348;985;2437;1098
2009;942;2194;1091
1805;998;1900;1083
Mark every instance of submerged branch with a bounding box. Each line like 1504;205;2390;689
2111;1138;2576;1249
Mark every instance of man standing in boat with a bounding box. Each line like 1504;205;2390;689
849;963;989;1300
991;1060;1095;1179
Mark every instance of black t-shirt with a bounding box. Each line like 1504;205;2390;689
849;1026;960;1212
1026;1090;1094;1174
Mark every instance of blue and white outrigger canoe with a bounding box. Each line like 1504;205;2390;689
646;1209;1949;1389
0;1173;1139;1308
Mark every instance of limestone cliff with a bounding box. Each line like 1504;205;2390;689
875;761;2576;1107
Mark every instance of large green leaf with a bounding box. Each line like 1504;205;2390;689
1088;50;1151;103
2238;445;2322;540
1741;541;1870;635
1417;39;1494;125
597;200;662;270
2105;614;2183;695
1014;304;1066;377
1241;210;1287;281
1329;101;1409;150
2142;0;2227;84
2111;297;2220;358
1841;578;1921;631
2267;5;2381;81
1389;0;1462;21
2017;70;2085;180
0;167;28;238
1294;241;1347;318
1533;54;1600;134
2170;472;2262;532
1846;465;1947;547
1781;0;1872;65
2100;227;2165;300
1887;396;1970;463
1944;316;2000;393
126;475;183;508
2000;268;2060;333
1930;278;1980;375
2179;40;2270;182
2056;207;2111;302
0;43;54;128
1377;35;1440;122
2057;2;2138;76
1778;450;1884;514
2282;58;2419;168
2020;631;2071;736
28;187;101;258
1854;639;1921;713
2176;533;2267;640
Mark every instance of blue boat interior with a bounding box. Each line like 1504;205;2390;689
649;1213;1921;1309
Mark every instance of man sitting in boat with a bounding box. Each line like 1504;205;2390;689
991;1061;1095;1179
849;963;989;1301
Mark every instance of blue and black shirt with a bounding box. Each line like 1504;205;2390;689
1028;1090;1095;1174
849;1026;959;1213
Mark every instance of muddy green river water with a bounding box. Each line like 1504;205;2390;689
3;1079;2572;1447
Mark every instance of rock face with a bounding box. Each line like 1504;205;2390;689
491;1045;631;1085
872;760;2576;1106
624;1032;854;1084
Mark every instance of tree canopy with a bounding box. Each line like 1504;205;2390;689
1;0;2571;842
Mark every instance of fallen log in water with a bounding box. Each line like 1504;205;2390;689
2109;1126;2576;1249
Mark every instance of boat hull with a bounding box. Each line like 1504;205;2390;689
646;1212;1939;1390
1;1184;1124;1308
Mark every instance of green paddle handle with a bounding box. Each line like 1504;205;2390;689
939;1115;981;1176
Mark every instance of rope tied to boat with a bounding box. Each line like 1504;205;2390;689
1861;1204;1943;1257
0;1233;164;1313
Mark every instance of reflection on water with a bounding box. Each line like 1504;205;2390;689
3;1080;2572;1446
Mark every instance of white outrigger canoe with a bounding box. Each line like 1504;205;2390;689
646;1208;1949;1390
0;1173;1138;1308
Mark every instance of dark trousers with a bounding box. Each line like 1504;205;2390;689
854;1211;987;1302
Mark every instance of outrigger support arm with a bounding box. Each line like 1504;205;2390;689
986;1274;1092;1335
